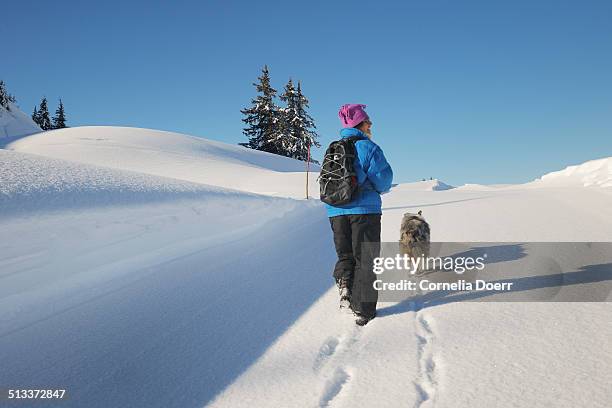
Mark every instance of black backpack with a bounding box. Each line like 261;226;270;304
319;136;360;206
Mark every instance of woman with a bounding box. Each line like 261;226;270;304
325;104;393;326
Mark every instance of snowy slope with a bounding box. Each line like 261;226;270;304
392;179;454;191
5;126;320;198
0;149;265;217
1;132;611;408
210;181;612;408
455;183;514;190
0;139;330;407
0;102;41;139
531;157;612;188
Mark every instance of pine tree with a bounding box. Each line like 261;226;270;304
38;97;52;130
278;79;299;157
52;99;67;129
0;81;18;111
279;80;320;163
0;80;10;110
240;65;283;154
32;105;41;126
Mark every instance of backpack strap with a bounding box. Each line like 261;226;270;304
343;136;377;193
343;135;363;143
317;136;360;183
342;136;363;192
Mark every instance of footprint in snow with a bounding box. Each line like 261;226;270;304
319;367;351;407
313;337;340;372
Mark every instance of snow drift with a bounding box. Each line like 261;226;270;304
5;126;320;197
0;127;332;407
533;157;612;188
391;179;455;192
0;102;41;139
0;149;271;218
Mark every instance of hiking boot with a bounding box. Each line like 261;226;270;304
338;278;351;311
355;312;376;326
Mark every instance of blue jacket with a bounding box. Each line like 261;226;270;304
325;128;393;217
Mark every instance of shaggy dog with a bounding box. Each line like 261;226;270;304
399;211;431;274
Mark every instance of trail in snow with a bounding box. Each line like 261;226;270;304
316;326;362;407
413;301;438;408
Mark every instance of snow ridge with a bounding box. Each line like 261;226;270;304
0;149;259;218
6;126;320;197
393;179;455;192
535;157;612;188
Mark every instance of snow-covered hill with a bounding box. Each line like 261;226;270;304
1;128;611;408
392;179;455;191
0;102;41;139
5;126;319;198
0;149;272;218
532;157;612;188
455;183;514;190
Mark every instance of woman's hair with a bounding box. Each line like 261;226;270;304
354;120;372;138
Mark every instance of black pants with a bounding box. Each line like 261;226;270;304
329;214;381;318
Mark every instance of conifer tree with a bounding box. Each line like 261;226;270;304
38;97;52;130
280;79;320;163
52;99;67;129
240;66;283;154
32;105;41;126
0;80;11;110
0;81;18;111
295;81;320;156
278;78;298;157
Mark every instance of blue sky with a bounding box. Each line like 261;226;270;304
3;0;611;185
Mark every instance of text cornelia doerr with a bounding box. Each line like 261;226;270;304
373;279;514;292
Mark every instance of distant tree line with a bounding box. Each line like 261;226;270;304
32;97;68;130
240;66;320;163
0;79;68;131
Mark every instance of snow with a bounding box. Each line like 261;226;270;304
531;157;612;188
209;175;612;408
1;126;611;408
455;183;514;190
5;126;319;198
0;102;41;139
0;149;259;218
392;179;455;191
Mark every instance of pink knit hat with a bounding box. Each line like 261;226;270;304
338;104;370;128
